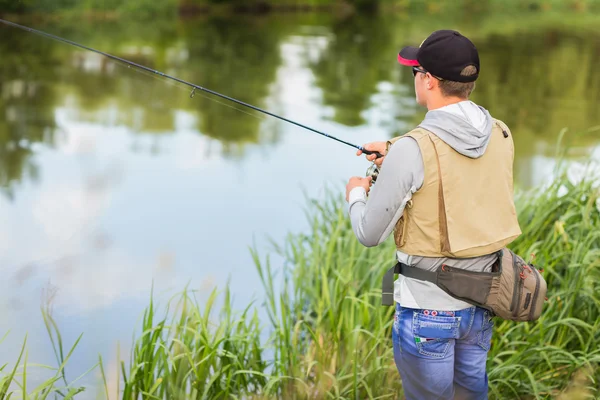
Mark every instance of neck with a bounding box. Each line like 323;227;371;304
427;96;467;110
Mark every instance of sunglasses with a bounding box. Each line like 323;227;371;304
412;66;428;76
412;66;444;80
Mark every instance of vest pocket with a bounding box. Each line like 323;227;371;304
394;201;412;248
394;215;408;247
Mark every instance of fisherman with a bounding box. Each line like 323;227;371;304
345;30;522;399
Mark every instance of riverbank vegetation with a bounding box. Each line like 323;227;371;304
1;0;600;19
1;149;599;398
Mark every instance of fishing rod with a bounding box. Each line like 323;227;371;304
0;18;383;159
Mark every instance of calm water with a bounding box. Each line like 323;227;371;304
1;9;600;394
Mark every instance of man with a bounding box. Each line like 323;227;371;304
345;30;522;399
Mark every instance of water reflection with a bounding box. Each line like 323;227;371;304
0;29;59;197
2;14;599;193
180;17;286;145
474;29;600;143
307;15;399;126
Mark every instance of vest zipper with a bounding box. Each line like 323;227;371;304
513;277;523;318
510;251;521;315
528;264;541;320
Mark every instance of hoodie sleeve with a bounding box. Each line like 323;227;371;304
348;137;424;247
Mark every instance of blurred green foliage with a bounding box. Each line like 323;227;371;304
0;21;59;197
1;0;600;18
0;5;599;194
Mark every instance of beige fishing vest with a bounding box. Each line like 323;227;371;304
391;120;522;258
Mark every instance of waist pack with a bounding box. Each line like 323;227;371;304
381;248;547;322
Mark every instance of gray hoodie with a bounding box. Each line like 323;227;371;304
348;101;500;310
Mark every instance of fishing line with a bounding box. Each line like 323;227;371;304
114;61;267;123
0;18;383;158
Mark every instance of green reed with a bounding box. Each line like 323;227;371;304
486;161;600;399
248;159;600;399
112;286;268;399
2;156;599;399
0;306;89;399
111;160;598;399
251;187;401;399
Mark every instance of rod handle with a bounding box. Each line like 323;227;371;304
361;149;384;158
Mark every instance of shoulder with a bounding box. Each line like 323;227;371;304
493;118;512;135
490;118;515;156
386;128;429;151
381;135;424;190
385;135;423;164
387;134;418;151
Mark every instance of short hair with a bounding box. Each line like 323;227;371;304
438;65;477;98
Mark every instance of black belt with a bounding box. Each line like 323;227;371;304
381;262;438;306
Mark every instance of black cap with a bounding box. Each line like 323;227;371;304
397;30;480;82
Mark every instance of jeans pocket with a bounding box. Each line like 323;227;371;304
477;309;494;351
412;311;460;358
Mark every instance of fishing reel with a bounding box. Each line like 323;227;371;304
366;163;380;183
362;149;383;184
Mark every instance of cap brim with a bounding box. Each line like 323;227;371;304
397;46;420;66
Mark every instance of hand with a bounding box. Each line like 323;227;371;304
346;176;373;201
356;141;386;167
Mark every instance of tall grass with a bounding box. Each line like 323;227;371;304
3;158;599;399
103;158;598;399
112;286;268;399
251;165;600;399
486;159;600;399
251;189;402;399
0;305;90;399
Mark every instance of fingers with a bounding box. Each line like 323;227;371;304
358;142;386;165
364;141;384;151
365;177;373;193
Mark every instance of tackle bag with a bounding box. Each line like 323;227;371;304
381;248;547;322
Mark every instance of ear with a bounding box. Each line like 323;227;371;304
426;73;437;90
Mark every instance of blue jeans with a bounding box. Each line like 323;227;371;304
392;303;494;400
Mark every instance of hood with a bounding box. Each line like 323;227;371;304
418;101;494;159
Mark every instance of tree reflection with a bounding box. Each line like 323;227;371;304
178;16;288;148
306;14;397;127
38;17;287;147
1;11;600;194
472;29;600;153
0;25;59;198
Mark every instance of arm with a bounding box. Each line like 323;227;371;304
347;137;424;247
